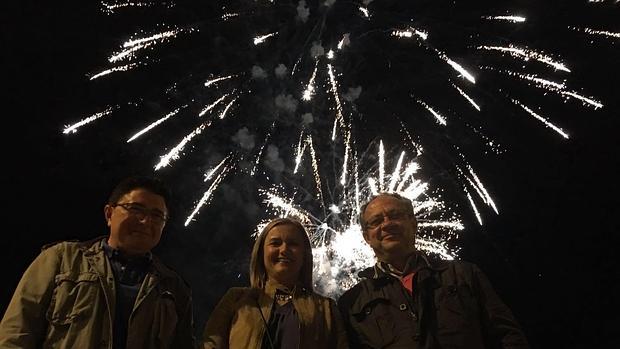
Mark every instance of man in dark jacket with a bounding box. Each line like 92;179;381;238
338;193;529;348
0;176;195;349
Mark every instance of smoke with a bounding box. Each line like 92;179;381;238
343;86;362;102
274;63;288;79
264;144;286;173
310;42;325;58
275;93;299;114
301;112;314;125
251;65;267;79
297;1;310;23
231;127;255;150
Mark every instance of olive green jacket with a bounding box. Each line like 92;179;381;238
0;237;195;349
202;281;348;349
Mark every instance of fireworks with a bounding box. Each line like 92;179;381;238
62;0;617;294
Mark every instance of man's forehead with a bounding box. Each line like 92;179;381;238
364;195;407;214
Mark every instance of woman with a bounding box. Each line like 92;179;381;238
202;217;348;349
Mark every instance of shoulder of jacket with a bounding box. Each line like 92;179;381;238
41;239;81;251
338;278;373;306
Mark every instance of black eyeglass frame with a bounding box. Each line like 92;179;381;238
112;202;169;225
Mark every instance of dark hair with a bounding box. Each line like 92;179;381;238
249;217;314;291
359;192;415;230
108;176;171;207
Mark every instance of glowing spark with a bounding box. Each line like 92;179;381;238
199;94;230;117
560;91;603;109
218;98;238;119
327;63;346;140
439;52;477;83
419;221;465;230
294;132;308;174
204;74;237;87
452;83;481;111
496;70;603;109
464;164;498;214
337;34;349;50
396;163;420;192
391;27;428;40
358;7;370;18
253;32;278;45
262;189;311;221
108;29;184;63
154;121;211;170
464;188;483;225
204;156;231;182
479;45;571;72
512;99;570;139
185;158;232;226
90;63;138;80
307;136;325;205
302;62;319;101
388;151;406;192
576;27;620;39
123;29;180;48
251;126;273;176
221;13;239;21
329;204;341;214
415;238;455;260
483;15;527;23
101;1;160;14
379;141;385;191
417;100;447;126
327;50;335;59
127;106;185;142
340;128;352;186
63;107;115;134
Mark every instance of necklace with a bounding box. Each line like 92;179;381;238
275;292;293;304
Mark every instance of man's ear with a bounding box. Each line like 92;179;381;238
104;205;113;227
362;230;371;244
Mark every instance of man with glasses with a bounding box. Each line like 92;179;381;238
0;176;195;349
338;193;529;348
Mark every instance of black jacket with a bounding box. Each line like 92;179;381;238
338;254;529;349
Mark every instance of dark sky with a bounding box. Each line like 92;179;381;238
3;1;619;347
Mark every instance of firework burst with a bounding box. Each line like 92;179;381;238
62;0;618;293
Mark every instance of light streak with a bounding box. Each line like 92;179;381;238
63;107;116;134
479;45;571;72
512;99;570;139
127;106;186;142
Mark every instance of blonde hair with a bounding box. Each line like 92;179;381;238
249;217;314;290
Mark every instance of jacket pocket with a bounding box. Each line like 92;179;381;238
47;272;99;325
156;291;179;347
352;298;397;347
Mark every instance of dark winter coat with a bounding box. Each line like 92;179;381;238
338;254;529;349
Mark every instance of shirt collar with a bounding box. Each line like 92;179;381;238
102;239;152;265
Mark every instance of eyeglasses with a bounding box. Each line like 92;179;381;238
364;210;411;230
113;203;168;225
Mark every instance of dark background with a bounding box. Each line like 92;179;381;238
2;1;619;347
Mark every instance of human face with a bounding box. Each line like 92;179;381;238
263;223;306;287
104;188;168;255
362;195;417;262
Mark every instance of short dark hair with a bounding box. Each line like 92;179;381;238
359;192;415;230
108;176;171;207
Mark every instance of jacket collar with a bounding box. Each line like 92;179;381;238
359;252;450;280
264;279;309;299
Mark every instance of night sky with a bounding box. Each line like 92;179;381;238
3;1;619;347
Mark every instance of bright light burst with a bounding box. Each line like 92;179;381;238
62;0;617;294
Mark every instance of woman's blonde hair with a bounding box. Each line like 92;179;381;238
249;217;314;290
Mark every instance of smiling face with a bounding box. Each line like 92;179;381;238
262;223;306;288
362;195;417;263
104;188;168;255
